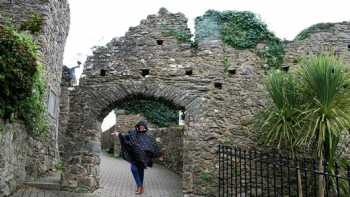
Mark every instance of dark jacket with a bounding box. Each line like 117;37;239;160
119;128;161;169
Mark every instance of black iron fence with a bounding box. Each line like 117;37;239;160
218;144;350;197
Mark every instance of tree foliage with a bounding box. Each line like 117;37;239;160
115;99;179;128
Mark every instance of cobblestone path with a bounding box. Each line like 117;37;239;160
11;154;183;197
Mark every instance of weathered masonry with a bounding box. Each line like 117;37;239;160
0;0;69;196
1;2;350;196
59;8;350;196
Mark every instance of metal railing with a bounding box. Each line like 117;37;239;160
218;144;350;197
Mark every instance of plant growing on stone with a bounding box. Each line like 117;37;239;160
160;23;196;47
0;24;48;136
195;10;285;69
20;13;44;35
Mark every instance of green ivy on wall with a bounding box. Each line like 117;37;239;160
0;24;48;136
115;98;179;128
196;10;285;69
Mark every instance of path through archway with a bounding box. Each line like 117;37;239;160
61;82;203;194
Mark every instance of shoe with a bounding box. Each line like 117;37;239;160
135;187;143;195
140;187;144;194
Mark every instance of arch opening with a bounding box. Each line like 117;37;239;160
100;96;185;176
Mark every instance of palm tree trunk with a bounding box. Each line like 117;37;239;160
297;163;303;197
318;152;325;197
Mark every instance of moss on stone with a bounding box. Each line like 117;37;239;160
19;13;44;35
295;23;336;41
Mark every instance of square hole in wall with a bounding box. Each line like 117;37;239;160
100;69;107;76
227;67;236;75
141;69;150;77
348;44;350;51
157;40;164;45
185;69;193;76
214;82;223;89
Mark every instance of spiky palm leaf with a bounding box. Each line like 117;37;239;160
297;54;350;161
256;69;302;151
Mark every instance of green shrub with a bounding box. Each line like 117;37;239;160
0;24;48;136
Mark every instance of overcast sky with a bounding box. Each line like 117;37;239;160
63;0;350;131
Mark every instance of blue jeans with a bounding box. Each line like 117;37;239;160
131;163;144;187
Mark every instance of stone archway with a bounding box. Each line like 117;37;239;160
61;81;203;193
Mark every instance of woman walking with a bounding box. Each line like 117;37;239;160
111;120;161;195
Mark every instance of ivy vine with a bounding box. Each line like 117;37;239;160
115;98;180;128
0;24;48;136
196;10;285;69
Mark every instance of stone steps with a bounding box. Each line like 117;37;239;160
23;172;61;191
23;181;61;191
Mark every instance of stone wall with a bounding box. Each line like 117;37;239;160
0;120;28;196
284;22;350;66
150;127;184;175
0;0;70;176
59;8;266;195
0;1;69;195
60;7;350;197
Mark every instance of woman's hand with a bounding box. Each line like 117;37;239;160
111;132;119;138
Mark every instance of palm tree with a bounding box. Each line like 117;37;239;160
255;69;304;196
297;53;350;196
256;69;301;151
256;53;350;196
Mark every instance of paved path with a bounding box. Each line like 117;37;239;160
11;154;183;197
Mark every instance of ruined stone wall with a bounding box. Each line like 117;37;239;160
60;8;350;197
150;127;184;175
0;1;69;195
284;22;350;65
59;8;266;196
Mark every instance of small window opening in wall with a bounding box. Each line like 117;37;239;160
228;69;236;75
185;69;193;76
141;69;150;77
214;82;223;89
347;44;350;51
157;40;164;45
100;69;107;76
227;67;236;75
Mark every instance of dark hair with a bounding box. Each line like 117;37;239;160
135;120;148;131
